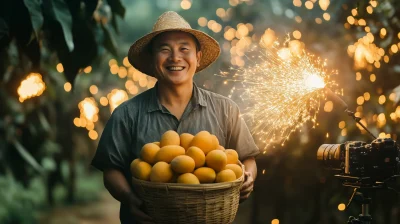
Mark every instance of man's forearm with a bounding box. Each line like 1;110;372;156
103;168;137;205
242;157;257;179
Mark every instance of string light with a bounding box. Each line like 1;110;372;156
17;73;46;102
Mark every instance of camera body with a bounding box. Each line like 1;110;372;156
317;138;399;184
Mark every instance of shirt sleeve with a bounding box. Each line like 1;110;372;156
91;105;132;173
226;101;260;161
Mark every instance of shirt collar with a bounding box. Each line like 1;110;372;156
147;82;207;113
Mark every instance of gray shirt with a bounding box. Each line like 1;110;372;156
91;82;259;223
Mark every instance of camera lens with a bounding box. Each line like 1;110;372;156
317;144;342;169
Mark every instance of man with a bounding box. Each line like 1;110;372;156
91;11;260;223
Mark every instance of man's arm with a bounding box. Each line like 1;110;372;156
240;157;257;202
103;168;153;222
243;156;257;180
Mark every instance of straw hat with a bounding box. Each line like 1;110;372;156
128;11;220;77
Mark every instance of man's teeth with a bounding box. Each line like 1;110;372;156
168;66;184;71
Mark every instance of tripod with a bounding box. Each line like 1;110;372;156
336;174;400;224
346;188;372;224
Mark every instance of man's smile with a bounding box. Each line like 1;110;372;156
166;66;185;71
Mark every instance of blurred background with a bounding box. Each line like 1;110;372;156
1;0;400;223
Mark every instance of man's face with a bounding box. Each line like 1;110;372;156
152;31;202;85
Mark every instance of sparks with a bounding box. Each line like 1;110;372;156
226;40;337;149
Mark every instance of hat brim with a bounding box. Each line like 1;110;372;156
128;29;220;77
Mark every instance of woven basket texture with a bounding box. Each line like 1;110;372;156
131;164;245;224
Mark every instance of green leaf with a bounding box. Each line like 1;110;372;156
12;140;44;174
43;0;74;52
107;0;125;18
23;0;43;40
110;13;119;34
0;18;9;48
101;23;118;57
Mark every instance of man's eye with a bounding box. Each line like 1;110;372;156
181;48;189;51
160;48;170;52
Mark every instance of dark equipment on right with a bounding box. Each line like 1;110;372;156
317;138;399;186
316;88;400;224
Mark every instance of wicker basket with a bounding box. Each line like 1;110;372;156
131;164;245;224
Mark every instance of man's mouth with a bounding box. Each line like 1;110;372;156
166;66;185;71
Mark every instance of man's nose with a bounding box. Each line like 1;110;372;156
169;49;182;62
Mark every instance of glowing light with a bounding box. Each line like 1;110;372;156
348;35;382;69
339;121;346;129
293;0;302;7
347;16;355;25
315;18;322;24
364;92;370;101
118;67;128;78
227;40;336;149
108;89;129;112
384;55;389;63
351;9;357;16
100;96;108;106
391;44;398;53
110;64;119;74
366;6;373;14
357;96;365;105
109;59;117;66
261;29;277;47
356;72;362;81
271;219;279;224
216;8;226;18
89;85;98;94
324;101;333;112
17;73;46;102
89;130;98;140
64;82;72;92
358;19;366;26
277;48;292;60
370;74;376;82
229;0;239;6
389;93;396;101
378;95;386;104
123;57;131;67
305;1;314;9
341;128;347;136
198;17;207;27
380;28;387;38
79;97;98;121
323;13;330;21
319;0;330;10
304;74;325;89
84;66;92;73
338;203;346;211
56;63;64;73
181;0;191;10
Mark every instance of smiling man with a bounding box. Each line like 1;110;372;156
91;11;260;224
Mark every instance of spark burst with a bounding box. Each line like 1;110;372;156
225;40;338;150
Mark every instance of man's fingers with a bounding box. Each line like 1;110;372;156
239;191;252;203
240;186;253;195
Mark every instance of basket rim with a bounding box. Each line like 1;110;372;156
132;162;245;190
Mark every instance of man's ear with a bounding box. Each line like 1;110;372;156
196;51;202;67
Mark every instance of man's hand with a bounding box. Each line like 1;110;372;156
239;171;254;203
127;193;154;224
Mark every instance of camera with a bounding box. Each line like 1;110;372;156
317;138;400;185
